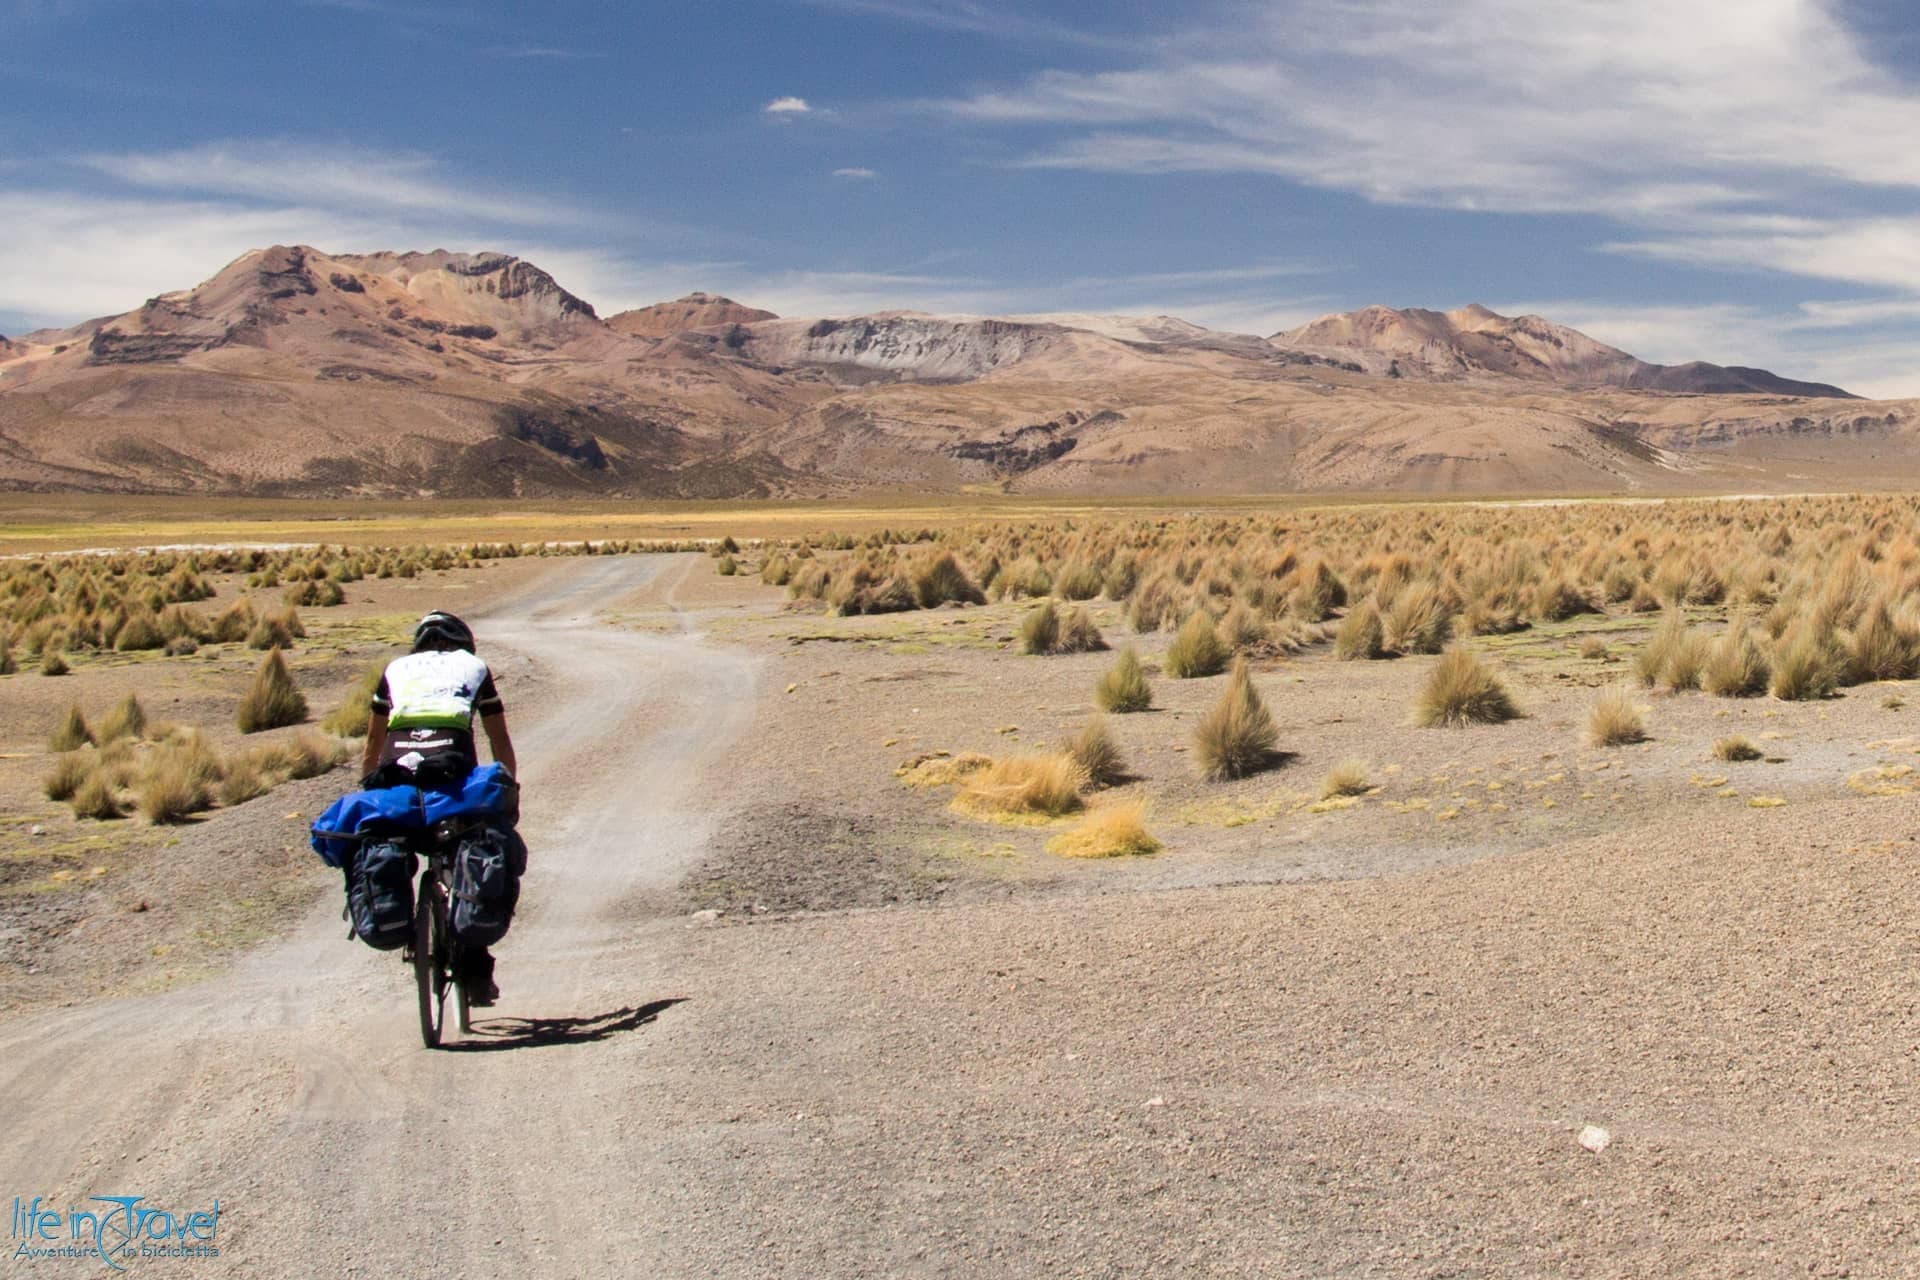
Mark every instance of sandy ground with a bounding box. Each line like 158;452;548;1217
4;553;1920;1276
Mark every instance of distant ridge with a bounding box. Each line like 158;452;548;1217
0;245;1899;500
608;292;778;338
1273;304;1857;399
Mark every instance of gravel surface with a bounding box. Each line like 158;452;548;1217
4;556;1919;1277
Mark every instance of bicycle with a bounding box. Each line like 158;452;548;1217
406;817;486;1048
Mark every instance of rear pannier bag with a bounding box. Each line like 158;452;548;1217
348;840;416;951
449;824;526;949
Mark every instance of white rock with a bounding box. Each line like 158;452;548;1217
1578;1125;1612;1153
687;909;722;928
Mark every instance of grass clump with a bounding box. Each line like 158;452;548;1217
41;650;69;676
716;554;738;576
1164;610;1229;679
1056;607;1108;654
1586;687;1647;747
49;703;94;751
236;648;308;733
1094;646;1153;713
138;745;216;824
1703;622;1770;697
1714;735;1764;762
1045;802;1161;859
97;693;148;743
1770;628;1843;701
1577;636;1610;661
1018;601;1060;655
1320;758;1371;800
911;552;984;608
321;662;386;737
1414;649;1520;728
1064;717;1127;788
71;770;125;820
1192;657;1279;780
1332;602;1385;660
43;751;92;801
953;753;1086;819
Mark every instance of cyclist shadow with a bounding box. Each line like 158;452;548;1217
444;998;686;1052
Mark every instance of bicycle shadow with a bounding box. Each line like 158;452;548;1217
443;998;686;1052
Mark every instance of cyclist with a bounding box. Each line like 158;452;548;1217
362;611;518;1005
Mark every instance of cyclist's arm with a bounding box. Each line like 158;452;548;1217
481;711;517;778
362;711;389;777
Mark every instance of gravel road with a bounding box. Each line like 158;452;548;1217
0;555;763;1276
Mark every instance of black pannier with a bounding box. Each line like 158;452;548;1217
348;839;417;950
449;824;527;948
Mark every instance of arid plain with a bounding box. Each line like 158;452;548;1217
4;494;1920;1274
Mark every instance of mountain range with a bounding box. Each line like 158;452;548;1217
0;245;1907;499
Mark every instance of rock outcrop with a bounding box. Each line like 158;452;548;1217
607;292;777;338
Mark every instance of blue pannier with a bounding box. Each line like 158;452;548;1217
310;763;518;868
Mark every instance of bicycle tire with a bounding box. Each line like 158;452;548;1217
412;876;440;1049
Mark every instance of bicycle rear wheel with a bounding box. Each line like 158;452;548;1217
413;875;448;1048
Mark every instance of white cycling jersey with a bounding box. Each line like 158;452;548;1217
371;650;503;731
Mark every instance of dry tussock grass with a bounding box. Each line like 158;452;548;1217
953;753;1087;819
1586;687;1647;747
1192;658;1279;780
1415;649;1519;728
1046;802;1161;858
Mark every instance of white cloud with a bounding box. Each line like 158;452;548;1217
764;96;813;114
79;139;596;229
937;1;1920;272
833;167;878;179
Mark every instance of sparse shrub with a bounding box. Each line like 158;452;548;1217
209;599;255;643
163;635;199;656
114;611;164;652
1056;607;1107;654
138;751;214;824
1018;601;1060;655
0;646;14;675
322;663;386;737
1320;758;1371;799
1534;578;1594;622
1217;602;1267;652
1577;636;1610;661
1333;602;1386;660
219;753;273;805
40;650;69;676
1164;610;1229;678
1586;687;1647;747
1844;600;1920;684
97;693;147;743
1382;584;1455;655
716;554;738;576
1094;646;1153;713
1415;649;1520;727
1064;716;1126;788
1055;561;1104;601
1046;802;1161;858
953;754;1085;819
1292;561;1348;622
1770;628;1843;701
1703;622;1770;697
1661;628;1713;692
911;552;984;608
1192;658;1278;780
71;769;124;820
237;648;308;733
1714;735;1764;762
43;751;91;801
49;703;93;751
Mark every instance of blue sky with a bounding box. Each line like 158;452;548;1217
3;0;1919;394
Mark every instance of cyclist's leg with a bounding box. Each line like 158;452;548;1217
455;946;498;1004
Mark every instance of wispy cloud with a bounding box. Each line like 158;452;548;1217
832;167;877;179
764;96;813;114
79;139;597;229
487;45;606;60
795;0;1144;51
936;1;1920;259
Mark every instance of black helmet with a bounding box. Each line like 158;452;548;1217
412;611;476;653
